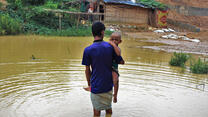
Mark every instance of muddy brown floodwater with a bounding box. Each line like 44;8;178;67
0;35;208;117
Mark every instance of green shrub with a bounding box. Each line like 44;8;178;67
44;1;58;9
22;6;73;30
6;0;22;10
43;26;92;36
21;0;47;6
0;2;2;8
0;27;6;35
31;26;113;37
169;52;190;67
68;7;79;12
190;58;208;74
0;14;22;35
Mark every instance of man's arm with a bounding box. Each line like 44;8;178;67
85;66;91;87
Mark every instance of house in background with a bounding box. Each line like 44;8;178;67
102;0;168;28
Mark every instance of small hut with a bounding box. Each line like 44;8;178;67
102;0;168;27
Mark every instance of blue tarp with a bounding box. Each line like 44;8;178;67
103;0;149;8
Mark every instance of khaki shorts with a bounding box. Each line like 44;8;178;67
91;90;113;111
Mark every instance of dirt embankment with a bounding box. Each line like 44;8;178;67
157;0;208;8
156;0;208;31
124;31;208;55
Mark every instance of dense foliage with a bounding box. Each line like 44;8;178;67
0;0;106;36
169;52;190;67
7;0;47;6
190;58;208;74
0;13;22;35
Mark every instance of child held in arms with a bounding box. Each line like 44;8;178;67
108;32;125;103
84;32;125;103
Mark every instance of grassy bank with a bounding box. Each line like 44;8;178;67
34;26;113;37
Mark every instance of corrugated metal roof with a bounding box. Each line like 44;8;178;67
103;0;149;8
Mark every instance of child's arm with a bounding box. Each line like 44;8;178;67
109;41;121;56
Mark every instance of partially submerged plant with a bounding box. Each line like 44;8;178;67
190;58;208;74
169;52;190;67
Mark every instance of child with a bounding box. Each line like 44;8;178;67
108;32;124;103
84;32;124;103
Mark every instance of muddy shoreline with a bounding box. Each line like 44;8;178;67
124;31;208;56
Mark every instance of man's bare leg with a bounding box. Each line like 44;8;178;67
106;108;112;117
93;109;101;117
112;71;119;103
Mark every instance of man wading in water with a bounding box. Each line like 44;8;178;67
82;22;123;116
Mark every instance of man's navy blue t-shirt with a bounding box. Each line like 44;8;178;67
82;40;123;94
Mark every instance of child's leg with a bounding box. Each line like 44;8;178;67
112;71;119;103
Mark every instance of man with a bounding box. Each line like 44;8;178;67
82;22;123;116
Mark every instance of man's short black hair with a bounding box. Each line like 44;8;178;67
92;21;105;37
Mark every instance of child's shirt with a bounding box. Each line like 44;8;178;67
112;60;118;71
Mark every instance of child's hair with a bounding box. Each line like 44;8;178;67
111;31;121;39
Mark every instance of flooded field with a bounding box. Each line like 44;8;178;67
0;35;208;117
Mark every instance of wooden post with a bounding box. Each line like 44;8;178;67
97;0;100;13
99;14;101;21
59;13;62;30
77;14;80;28
104;5;106;23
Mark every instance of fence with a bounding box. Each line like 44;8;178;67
44;9;104;30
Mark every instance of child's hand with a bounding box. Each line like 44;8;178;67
109;41;115;46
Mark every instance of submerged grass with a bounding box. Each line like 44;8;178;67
190;58;208;74
169;52;190;67
169;52;208;74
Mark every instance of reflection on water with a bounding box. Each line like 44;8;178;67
0;35;208;117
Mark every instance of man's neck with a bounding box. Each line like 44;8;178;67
94;36;103;41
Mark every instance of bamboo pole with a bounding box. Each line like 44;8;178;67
97;0;100;13
59;13;62;30
44;9;104;15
